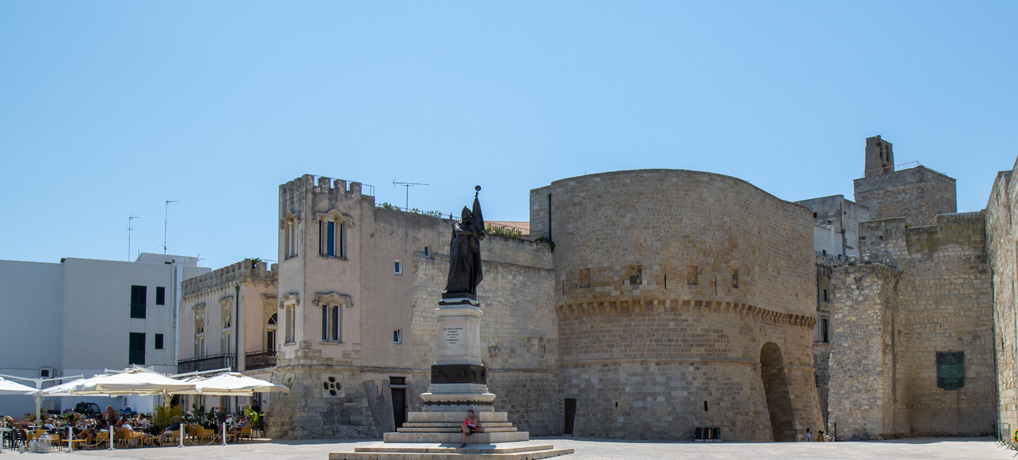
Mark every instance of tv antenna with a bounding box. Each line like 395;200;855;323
128;216;139;261
164;200;178;254
392;179;429;211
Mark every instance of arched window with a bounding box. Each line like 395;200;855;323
266;313;278;351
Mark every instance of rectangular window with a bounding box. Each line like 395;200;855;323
155;333;164;349
321;305;341;342
322;305;329;341
156;286;166;305
393;329;402;344
285;304;295;344
937;351;965;390
332;305;340;341
686;266;698;286
130;285;147;318
731;269;739;288
327;221;336;256
318;220;324;256
339;222;347;258
821;318;829;343
424;246;430;258
822;289;829;302
129;332;146;365
394;260;403;275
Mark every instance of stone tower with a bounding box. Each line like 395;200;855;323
865;135;894;177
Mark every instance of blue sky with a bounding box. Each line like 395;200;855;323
2;1;1015;269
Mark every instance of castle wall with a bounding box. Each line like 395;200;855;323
541;169;823;441
854;166;957;227
986;166;1018;445
831;213;994;439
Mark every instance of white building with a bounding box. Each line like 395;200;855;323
0;253;209;417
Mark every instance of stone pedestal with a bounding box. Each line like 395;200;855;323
331;296;570;458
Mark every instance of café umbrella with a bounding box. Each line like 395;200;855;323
185;373;289;396
49;368;195;449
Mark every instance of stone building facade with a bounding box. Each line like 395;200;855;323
827;138;995;440
174;135;1018;444
531;170;823;441
986;160;1018;446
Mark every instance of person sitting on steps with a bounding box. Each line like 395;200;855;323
459;410;482;448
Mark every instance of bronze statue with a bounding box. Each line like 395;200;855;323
443;186;485;297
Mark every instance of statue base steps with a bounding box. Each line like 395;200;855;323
330;441;574;460
383;411;528;443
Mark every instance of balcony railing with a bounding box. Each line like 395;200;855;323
177;353;236;374
245;349;277;370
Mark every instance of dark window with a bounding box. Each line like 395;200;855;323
322;305;329;341
821;318;829;343
937;351;964;390
731;269;739;288
155;287;166;305
822;289;829;302
154;333;164;349
129;333;146;365
327;221;336;256
318;220;324;255
332;305;340;341
130;285;147;318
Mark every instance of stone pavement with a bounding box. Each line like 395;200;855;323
46;436;1013;459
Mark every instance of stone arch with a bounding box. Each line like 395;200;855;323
760;342;796;441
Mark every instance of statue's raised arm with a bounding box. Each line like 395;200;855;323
443;186;485;298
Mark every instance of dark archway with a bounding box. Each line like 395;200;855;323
761;342;796;441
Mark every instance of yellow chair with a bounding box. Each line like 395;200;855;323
238;426;252;442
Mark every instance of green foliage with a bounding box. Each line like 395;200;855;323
244;406;264;429
484;224;526;239
379;202;399;211
154;405;183;430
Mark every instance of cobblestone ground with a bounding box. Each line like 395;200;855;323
50;436;1012;460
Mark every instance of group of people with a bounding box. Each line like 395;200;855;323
3;405;252;449
804;427;830;442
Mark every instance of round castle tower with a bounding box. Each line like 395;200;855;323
539;169;823;441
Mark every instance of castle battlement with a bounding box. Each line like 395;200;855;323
279;174;370;197
182;258;278;298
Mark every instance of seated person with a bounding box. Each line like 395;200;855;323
228;416;247;441
42;418;57;433
459;409;482;448
158;416;183;445
73;416;95;443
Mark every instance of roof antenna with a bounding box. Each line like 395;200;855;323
164;200;178;254
128;216;139;261
392;179;429;211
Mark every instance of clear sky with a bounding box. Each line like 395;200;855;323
2;1;1016;270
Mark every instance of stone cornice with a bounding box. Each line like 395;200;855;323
556;297;816;330
312;291;353;307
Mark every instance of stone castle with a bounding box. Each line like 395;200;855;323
175;136;1018;443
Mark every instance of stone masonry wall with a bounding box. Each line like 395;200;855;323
831;213;994;439
854;166;957;228
829;263;901;440
987;167;1018;445
538;170;822;441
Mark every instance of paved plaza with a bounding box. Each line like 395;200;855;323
37;436;1014;459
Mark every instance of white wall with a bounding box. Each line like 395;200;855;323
0;254;209;417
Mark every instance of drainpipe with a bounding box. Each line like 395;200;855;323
235;284;240;372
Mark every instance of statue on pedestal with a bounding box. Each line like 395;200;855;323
443;186;486;297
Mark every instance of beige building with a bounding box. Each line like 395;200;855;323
175;137;1018;444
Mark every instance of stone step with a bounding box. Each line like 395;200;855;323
401;422;514;428
408;411;508;423
333;442;573;460
383;430;530;444
396;426;518;433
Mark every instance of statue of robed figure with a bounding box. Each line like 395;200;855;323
443;186;486;298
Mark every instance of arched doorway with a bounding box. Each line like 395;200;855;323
760;342;796;441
